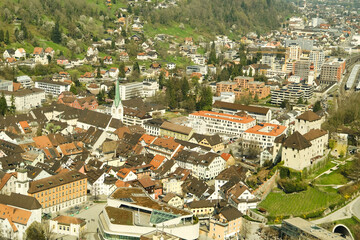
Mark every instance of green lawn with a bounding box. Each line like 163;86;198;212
307;160;337;179
315;171;349;185
259;187;344;220
144;24;208;41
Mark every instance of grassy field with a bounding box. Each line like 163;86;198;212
143;23;209;41
315;170;349;185
307;160;337;179
259;187;344;220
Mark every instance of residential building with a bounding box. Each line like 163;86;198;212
16;76;33;88
161;193;183;209
242;123;287;149
35;80;71;95
144;119;165;136
213;101;272;123
14;48;26;59
208;206;243;240
189;133;224;152
1;88;45;111
175;150;226;180
27;170;87;213
98;187;199;239
287;44;302;61
309;50;325;77
188;111;256;136
160;122;194;141
294;59;310;80
50;215;86;238
0;80;13;91
319;58;346;84
271;83;313;105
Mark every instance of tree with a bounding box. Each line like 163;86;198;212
249;67;253;77
254;93;259;102
297;97;304;104
97;89;106;105
208;42;217;65
0;30;4;42
196;86;213;111
158;71;166;90
0;93;7;116
5;30;10;44
25;221;46;240
51;21;62;44
108;84;115;99
70;85;77;95
9;95;15;114
313;100;322;113
121;29;127;38
133;61;140;74
96;67;102;78
181;77;190;98
280;99;289;109
119;61;126;78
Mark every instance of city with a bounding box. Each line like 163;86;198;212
0;0;359;239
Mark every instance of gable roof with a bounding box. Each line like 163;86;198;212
303;129;327;141
160;121;193;135
0;193;41;210
52;215;86;226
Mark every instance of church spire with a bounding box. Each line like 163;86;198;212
114;78;121;108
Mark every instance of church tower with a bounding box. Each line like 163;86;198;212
111;79;124;121
16;162;29;195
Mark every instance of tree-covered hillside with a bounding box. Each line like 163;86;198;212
139;0;295;35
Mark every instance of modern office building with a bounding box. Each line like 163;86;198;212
98;187;199;240
34;80;70;95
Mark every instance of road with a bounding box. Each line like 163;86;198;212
312;195;360;225
76;202;106;240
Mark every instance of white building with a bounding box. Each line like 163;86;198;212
35;80;70;95
50;215;86;238
2;88;45;112
0;193;42;240
0;80;13;91
175;151;226;180
188;111;256;136
119;82;144;100
242;123;287;149
14;48;26;59
213;101;272;123
282;129;328;171
98;187;199;239
17;75;33;88
143;79;159;98
294;111;323;135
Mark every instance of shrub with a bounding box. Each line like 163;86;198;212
278;178;307;193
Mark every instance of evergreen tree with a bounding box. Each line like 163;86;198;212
9;95;15;114
297;97;304;104
5;30;10;44
133;62;140;74
313;101;322;113
51;21;62;44
70;85;77;95
181;77;190;98
158;71;166;90
0;93;8;116
196;86;213;111
254;93;259;102
96;67;102;78
208;42;217;65
121;29;127;38
108;84;115;99
249;68;253;77
0;30;4;42
119;61;126;78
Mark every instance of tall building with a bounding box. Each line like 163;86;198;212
294;59;310;80
309;50;325;77
111;79;124;121
287;44;302;61
320;58;346;84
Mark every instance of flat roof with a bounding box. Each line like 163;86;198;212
283;217;344;240
110;187;190;216
190;111;255;124
105;206;133;225
244;123;287;137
